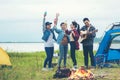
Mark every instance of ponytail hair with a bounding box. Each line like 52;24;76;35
77;24;80;35
72;21;80;35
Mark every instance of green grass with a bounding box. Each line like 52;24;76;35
0;51;120;80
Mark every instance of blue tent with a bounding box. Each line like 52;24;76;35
95;23;120;66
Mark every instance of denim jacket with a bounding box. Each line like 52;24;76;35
42;29;56;42
53;27;69;44
42;18;56;42
80;24;96;46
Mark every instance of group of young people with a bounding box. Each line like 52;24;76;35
42;12;96;71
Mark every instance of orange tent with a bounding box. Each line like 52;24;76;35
0;47;12;66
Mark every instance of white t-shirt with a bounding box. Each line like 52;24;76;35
70;33;75;42
44;32;54;47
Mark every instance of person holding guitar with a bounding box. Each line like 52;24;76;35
80;18;97;69
42;12;57;71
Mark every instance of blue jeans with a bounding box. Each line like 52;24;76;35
44;47;54;68
58;44;68;67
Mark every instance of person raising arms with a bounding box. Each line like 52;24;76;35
53;14;70;70
42;12;57;71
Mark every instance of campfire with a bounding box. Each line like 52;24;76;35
68;66;94;80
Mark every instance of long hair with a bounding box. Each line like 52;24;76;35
72;21;80;35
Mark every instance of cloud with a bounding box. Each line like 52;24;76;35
1;0;119;20
0;0;120;41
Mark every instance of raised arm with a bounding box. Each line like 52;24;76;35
54;13;59;26
42;12;47;32
53;13;62;33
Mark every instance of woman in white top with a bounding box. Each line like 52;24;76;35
42;12;58;71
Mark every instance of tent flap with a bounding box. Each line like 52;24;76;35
0;47;12;66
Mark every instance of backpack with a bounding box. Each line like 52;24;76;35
53;68;71;78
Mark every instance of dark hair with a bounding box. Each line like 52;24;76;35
72;21;80;35
83;18;89;22
60;22;65;26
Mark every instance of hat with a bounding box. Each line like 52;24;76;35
45;22;52;26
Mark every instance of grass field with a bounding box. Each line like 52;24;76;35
0;51;120;80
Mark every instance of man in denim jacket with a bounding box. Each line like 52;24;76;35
53;22;70;70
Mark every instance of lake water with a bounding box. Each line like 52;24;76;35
0;43;99;52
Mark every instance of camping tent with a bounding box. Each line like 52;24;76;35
95;22;120;66
0;47;12;66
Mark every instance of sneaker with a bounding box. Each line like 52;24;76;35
42;68;48;71
63;66;66;69
85;66;89;69
74;65;78;69
72;65;78;70
48;68;53;70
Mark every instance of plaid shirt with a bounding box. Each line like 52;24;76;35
66;29;80;50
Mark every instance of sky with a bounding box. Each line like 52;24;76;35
0;0;120;42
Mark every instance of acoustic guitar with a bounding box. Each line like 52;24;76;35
79;29;98;42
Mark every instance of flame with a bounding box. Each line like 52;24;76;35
68;66;94;80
